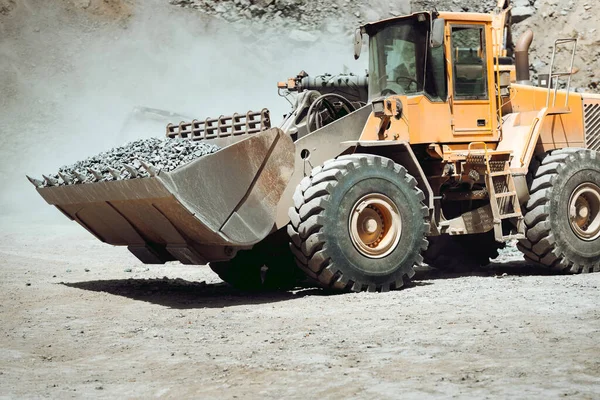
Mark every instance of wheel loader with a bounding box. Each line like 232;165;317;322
29;0;600;292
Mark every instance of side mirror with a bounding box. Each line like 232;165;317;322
431;18;445;48
353;28;363;60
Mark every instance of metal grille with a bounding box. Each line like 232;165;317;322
584;102;600;151
166;109;271;140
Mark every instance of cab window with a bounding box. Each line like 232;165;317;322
451;26;488;100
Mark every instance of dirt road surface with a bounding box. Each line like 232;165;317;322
1;216;599;399
2;1;600;398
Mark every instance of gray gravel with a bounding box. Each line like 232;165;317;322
39;138;220;187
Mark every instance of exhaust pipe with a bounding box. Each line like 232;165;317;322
515;29;534;84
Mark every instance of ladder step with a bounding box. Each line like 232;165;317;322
489;171;510;177
499;212;523;219
495;191;517;199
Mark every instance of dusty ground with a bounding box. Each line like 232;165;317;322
1;217;599;399
2;0;600;398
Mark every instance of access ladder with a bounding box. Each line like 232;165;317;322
466;143;526;242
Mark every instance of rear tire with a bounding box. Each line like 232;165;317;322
287;154;429;292
424;231;504;272
517;148;600;272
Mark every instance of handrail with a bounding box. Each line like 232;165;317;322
546;38;578;108
493;28;503;141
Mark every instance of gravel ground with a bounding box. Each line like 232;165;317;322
1;217;599;399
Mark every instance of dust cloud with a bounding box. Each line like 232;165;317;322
0;0;366;221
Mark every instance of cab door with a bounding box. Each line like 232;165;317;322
447;23;497;139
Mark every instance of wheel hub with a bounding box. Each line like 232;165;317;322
363;217;380;234
349;194;402;258
568;182;600;241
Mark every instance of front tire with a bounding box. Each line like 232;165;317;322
517;149;600;272
287;155;429;292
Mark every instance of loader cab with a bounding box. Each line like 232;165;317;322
366;13;447;102
361;12;499;143
443;15;497;138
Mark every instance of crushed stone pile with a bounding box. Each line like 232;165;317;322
36;137;220;187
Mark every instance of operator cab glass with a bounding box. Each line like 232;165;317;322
367;14;447;101
451;25;488;100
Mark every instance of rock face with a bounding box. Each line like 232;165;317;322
512;5;535;23
185;0;600;94
168;0;598;93
169;0;411;37
39;138;220;187
510;0;599;92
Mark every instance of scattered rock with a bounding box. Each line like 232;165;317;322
512;0;531;7
532;60;547;73
74;0;91;9
512;6;536;23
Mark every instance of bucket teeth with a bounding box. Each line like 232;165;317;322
123;164;138;178
26;175;44;188
139;159;157;177
42;174;59;186
107;167;121;180
58;172;73;185
88;168;104;181
74;170;88;183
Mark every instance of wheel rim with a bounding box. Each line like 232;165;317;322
568;182;600;241
349;193;402;258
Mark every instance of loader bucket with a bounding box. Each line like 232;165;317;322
35;128;295;265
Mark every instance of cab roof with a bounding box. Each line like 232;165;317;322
360;10;492;35
438;11;492;22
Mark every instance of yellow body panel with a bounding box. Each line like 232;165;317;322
357;8;593;170
359;94;503;145
359;17;501;145
507;84;585;150
452;101;493;135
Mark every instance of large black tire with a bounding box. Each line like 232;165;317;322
209;229;303;291
424;231;504;272
209;249;264;290
287;154;429;292
517;148;600;273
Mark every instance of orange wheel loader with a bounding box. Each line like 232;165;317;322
29;0;600;292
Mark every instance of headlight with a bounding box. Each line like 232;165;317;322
372;99;385;117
